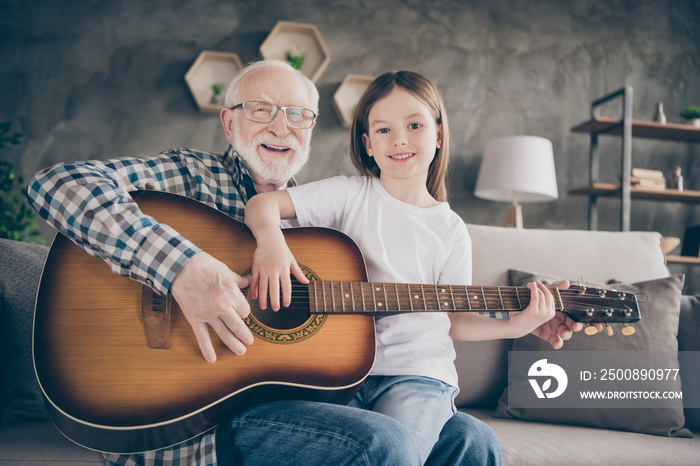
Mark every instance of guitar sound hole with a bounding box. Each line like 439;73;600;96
247;278;311;330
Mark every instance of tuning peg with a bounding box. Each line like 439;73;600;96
605;324;614;336
584;324;598;336
621;324;635;336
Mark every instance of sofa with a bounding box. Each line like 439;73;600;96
1;224;699;465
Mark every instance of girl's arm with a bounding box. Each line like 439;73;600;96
244;191;309;311
449;281;569;343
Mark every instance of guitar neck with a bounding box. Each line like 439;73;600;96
308;282;562;315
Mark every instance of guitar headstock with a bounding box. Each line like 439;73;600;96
559;284;640;336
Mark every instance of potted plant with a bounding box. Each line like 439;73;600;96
285;46;305;70
679;105;700;127
210;82;224;106
0;121;42;243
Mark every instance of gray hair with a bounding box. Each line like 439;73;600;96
223;60;319;112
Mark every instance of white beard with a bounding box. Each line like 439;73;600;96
234;126;310;183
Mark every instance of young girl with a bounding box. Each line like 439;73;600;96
245;71;563;464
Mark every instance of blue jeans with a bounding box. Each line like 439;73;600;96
220;397;502;465
349;375;457;464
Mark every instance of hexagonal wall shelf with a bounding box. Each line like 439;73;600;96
185;50;243;114
259;21;330;83
332;74;375;127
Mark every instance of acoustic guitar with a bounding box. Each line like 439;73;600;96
32;190;641;454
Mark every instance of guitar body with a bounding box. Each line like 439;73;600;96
33;191;375;453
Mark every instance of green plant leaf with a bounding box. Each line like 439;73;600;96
0;123;43;243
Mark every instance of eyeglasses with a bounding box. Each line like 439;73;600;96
230;101;317;129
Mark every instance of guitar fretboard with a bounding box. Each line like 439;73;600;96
308;282;563;315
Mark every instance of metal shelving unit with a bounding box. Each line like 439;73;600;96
570;86;700;235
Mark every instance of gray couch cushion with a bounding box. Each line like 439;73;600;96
496;272;689;437
0;238;50;422
466;408;700;466
0;420;104;464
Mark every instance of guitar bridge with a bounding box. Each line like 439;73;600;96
141;286;172;349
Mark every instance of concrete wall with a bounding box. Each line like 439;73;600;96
2;0;699;289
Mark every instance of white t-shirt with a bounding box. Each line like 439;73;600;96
287;176;472;388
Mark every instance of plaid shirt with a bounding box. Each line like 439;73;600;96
28;145;284;465
28;146;263;296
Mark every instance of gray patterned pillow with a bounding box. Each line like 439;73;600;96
0;238;50;422
495;271;690;437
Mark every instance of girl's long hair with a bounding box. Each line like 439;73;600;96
350;71;450;202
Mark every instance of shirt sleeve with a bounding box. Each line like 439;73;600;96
437;217;472;286
286;176;356;230
27;151;206;295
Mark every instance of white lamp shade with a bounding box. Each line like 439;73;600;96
474;135;559;203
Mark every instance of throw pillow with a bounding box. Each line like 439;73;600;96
0;238;50;422
678;295;700;430
494;270;690;437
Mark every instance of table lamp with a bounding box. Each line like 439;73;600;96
474;135;558;228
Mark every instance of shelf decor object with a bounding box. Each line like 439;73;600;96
474;135;559;228
332;74;375;127
185;51;243;114
259;21;330;83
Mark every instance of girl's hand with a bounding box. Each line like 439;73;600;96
507;281;558;338
250;228;309;311
522;280;604;349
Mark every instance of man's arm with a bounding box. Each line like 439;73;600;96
28;151;255;362
28;154;201;294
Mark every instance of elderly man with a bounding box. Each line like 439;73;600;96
28;59;508;465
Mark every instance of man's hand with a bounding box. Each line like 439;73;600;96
529;280;604;349
170;251;253;362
